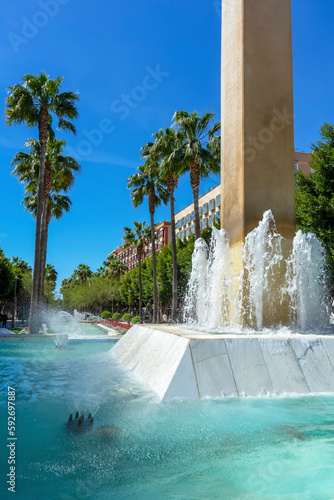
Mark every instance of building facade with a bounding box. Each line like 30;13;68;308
110;221;171;271
175;152;311;240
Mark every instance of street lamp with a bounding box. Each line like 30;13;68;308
11;276;19;330
157;281;161;323
128;290;132;314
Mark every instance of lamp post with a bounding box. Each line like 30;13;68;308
128;290;131;314
11;276;19;330
157;281;161;323
111;294;114;317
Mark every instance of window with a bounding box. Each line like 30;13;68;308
181;217;185;227
186;227;190;237
176;220;180;229
181;230;184;239
209;215;214;226
294;162;298;178
191;211;195;221
216;194;221;207
209;198;215;211
198;206;202;217
216;210;220;221
203;203;208;215
191;225;195;234
202;218;207;229
186;213;191;224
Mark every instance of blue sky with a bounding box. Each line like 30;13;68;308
0;0;334;291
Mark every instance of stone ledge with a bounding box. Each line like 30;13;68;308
110;325;334;401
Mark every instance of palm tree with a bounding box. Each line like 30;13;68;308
11;257;31;274
103;255;128;281
44;263;58;304
73;264;92;284
11;138;80;301
127;158;169;323
151;127;185;322
123;221;151;323
95;266;108;278
5;72;79;333
171;111;221;239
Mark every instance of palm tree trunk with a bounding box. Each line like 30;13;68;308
169;187;178;323
39;165;52;304
150;212;158;323
29;109;48;333
192;187;200;239
190;163;201;239
138;254;143;323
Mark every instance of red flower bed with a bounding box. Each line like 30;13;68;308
101;320;132;330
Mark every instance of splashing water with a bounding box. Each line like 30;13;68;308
184;211;327;332
284;230;326;331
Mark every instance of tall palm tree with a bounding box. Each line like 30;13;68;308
150;127;185;322
123;221;151;323
127;158;169;323
5;72;79;333
171;111;221;239
73;264;92;284
11;138;80;301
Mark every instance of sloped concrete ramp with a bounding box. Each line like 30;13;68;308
110;325;334;401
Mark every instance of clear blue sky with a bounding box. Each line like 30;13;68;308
0;0;333;291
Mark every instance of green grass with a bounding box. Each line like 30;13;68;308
11;327;25;334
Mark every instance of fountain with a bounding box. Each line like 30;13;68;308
184;210;327;333
111;0;334;400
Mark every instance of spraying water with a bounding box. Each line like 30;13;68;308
284;230;326;331
184;211;327;332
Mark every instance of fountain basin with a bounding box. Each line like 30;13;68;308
111;324;334;400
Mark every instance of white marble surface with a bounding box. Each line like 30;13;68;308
110;325;334;400
0;328;15;335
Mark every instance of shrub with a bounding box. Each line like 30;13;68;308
101;311;112;319
122;313;132;324
112;312;121;321
131;316;140;324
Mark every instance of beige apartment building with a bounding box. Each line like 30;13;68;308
176;151;311;240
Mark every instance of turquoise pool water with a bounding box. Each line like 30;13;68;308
1;338;334;500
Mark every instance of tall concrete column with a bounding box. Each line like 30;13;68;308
221;0;295;325
221;0;295;247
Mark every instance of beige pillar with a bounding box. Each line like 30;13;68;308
221;0;295;245
221;0;295;325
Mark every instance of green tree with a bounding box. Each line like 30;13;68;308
171;111;220;239
44;263;58;304
0;250;14;301
73;264;92;284
5;72;79;333
127;158;168;323
123;221;151;322
296;123;334;288
103;255;128;281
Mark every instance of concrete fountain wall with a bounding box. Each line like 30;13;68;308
110;325;334;401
